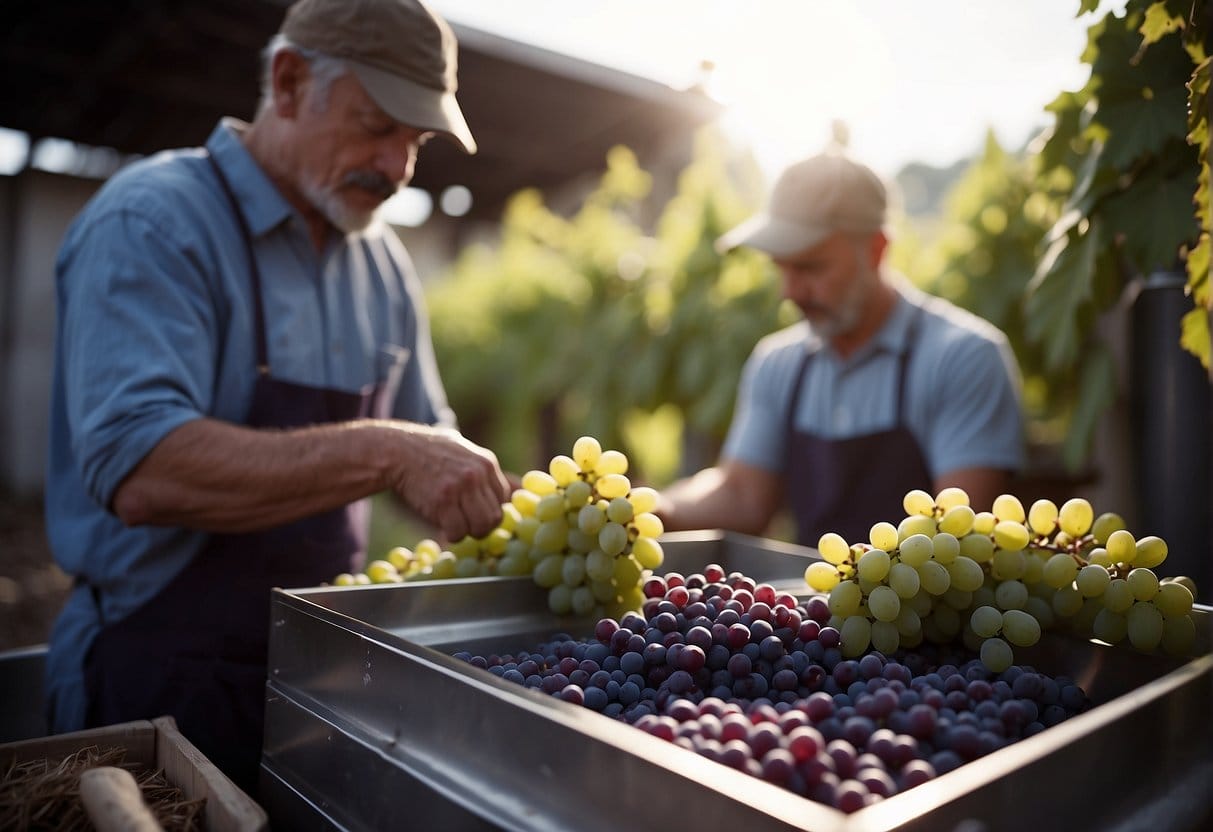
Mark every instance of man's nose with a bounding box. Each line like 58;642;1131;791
380;139;418;187
780;270;814;302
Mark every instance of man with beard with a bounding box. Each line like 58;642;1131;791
43;0;508;794
657;150;1024;547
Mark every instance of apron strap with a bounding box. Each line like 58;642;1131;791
205;152;271;377
894;307;924;423
784;346;813;440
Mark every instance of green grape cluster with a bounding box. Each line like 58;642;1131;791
335;535;506;585
332;436;665;619
336;508;519;586
804;488;1200;672
509;436;665;618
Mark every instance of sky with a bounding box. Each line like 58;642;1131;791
427;0;1124;180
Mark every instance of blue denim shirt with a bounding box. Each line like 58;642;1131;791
44;119;453;730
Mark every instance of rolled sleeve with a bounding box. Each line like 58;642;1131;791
58;206;217;508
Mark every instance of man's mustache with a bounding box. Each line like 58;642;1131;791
342;170;397;201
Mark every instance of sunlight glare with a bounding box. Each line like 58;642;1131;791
380;187;434;227
703;2;893;179
0;128;30;175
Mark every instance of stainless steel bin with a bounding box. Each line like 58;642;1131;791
260;531;1213;831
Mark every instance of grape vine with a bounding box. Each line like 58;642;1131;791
1024;0;1210;464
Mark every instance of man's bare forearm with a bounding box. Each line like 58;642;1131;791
658;464;779;537
110;418;410;532
113;416;510;541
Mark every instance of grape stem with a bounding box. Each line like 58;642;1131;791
1029;533;1133;579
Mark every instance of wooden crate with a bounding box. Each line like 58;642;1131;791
0;715;268;832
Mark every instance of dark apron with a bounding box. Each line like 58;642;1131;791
784;312;932;546
83;153;390;796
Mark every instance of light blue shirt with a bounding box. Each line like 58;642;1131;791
44;119;453;730
723;280;1024;477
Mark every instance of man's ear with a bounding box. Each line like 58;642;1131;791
869;230;889;267
270;49;311;118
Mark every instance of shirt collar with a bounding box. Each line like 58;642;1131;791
205;118;295;239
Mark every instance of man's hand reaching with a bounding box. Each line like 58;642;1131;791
384;424;511;541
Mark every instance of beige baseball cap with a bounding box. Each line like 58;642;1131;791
281;0;477;154
716;151;886;256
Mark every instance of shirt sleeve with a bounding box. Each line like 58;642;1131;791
56;204;215;510
720;338;799;473
918;331;1025;477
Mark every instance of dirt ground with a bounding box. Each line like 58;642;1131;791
0;495;70;652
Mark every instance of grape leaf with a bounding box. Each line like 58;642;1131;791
1139;2;1185;44
1091;85;1191;168
1101;166;1201;273
1088;10;1145;82
1179;306;1212;369
1193;177;1211;246
1026;223;1100;372
1189;56;1211;142
1062;346;1117;471
1037;91;1090;175
1188;232;1211;306
1065;144;1120;215
1079;0;1102;14
1094;9;1192;100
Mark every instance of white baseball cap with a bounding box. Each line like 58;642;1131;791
717;151;887;256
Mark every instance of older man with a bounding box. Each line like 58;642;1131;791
659;150;1024;546
44;0;507;793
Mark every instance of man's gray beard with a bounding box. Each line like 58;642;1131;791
808;290;863;340
300;177;376;234
807;262;874;340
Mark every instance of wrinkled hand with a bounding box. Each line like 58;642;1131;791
386;426;510;541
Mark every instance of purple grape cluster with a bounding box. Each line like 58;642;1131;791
452;566;1091;813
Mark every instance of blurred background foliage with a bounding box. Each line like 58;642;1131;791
888;133;1061;444
375;0;1209;554
427;134;794;485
